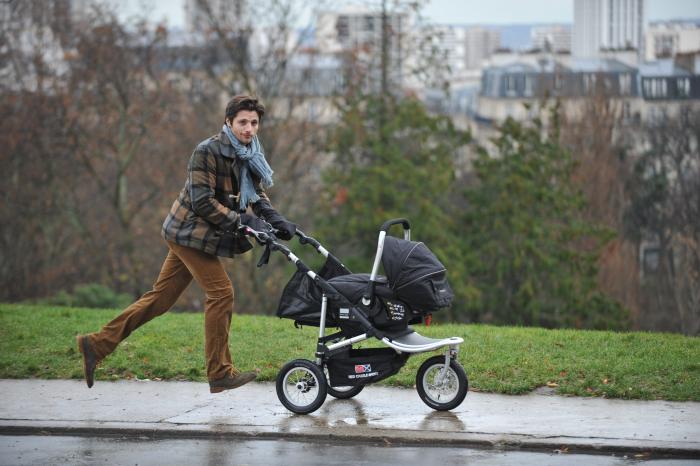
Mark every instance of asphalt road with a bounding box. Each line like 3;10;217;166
2;435;697;466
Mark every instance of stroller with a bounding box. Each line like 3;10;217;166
242;218;467;415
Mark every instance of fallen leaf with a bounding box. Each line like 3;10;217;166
546;382;558;388
603;378;609;384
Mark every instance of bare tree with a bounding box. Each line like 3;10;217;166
560;84;642;326
1;0;86;299
626;106;700;335
63;11;193;295
1;1;195;300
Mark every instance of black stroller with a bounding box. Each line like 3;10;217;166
242;218;467;415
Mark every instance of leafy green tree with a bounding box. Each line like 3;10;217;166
318;94;473;320
462;106;628;329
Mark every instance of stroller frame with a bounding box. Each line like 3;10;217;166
242;218;468;414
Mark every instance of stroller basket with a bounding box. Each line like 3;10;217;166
276;256;349;327
326;347;409;387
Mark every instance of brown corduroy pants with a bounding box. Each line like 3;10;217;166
87;240;236;381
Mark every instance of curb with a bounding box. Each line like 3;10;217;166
2;421;698;459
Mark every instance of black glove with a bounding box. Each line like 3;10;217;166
252;199;296;240
269;218;296;241
261;210;296;240
239;213;272;235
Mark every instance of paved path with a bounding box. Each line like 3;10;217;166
0;379;698;456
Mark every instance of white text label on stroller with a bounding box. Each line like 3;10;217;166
348;371;379;380
386;301;406;320
339;308;350;319
349;363;379;380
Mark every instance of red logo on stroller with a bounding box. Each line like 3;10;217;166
354;364;372;374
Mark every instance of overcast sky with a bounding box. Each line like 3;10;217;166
116;0;700;28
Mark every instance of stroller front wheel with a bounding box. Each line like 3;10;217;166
416;356;468;411
276;359;327;414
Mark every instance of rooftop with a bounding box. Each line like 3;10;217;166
639;59;693;77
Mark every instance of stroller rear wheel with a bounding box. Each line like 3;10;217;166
276;359;327;414
323;367;364;399
327;384;364;399
416;356;468;411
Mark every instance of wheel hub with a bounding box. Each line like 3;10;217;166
295;376;316;393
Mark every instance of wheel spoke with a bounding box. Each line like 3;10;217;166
284;367;320;407
424;364;459;404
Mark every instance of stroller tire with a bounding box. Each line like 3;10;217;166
276;359;327;414
323;367;364;399
416;356;468;411
327;384;364;400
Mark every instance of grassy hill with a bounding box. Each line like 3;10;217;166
1;304;698;401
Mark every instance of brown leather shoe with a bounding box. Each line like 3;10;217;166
76;335;98;388
209;371;257;393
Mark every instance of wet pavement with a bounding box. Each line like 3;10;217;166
2;435;698;466
0;379;698;457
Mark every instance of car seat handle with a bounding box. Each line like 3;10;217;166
369;219;412;286
380;218;411;234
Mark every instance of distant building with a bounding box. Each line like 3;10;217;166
316;6;408;53
482;57;638;100
478;52;700;123
428;25;469;74
464;27;501;70
531;25;572;53
423;25;499;74
315;6;410;90
639;55;700;101
645;21;700;61
572;0;645;60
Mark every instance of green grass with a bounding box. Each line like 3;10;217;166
1;303;698;401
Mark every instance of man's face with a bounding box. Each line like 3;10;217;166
227;110;260;145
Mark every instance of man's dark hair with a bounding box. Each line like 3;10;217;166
224;95;265;122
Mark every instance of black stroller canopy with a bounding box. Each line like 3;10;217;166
382;236;444;289
381;236;453;311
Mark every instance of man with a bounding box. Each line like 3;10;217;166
76;95;295;393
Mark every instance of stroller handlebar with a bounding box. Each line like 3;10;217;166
238;224;343;271
380;218;411;233
295;228;321;249
238;224;275;245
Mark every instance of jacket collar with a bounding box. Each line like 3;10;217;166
218;130;242;182
218;130;236;159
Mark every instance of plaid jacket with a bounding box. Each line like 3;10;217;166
162;130;273;258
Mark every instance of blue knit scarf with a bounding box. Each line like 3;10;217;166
222;124;274;211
